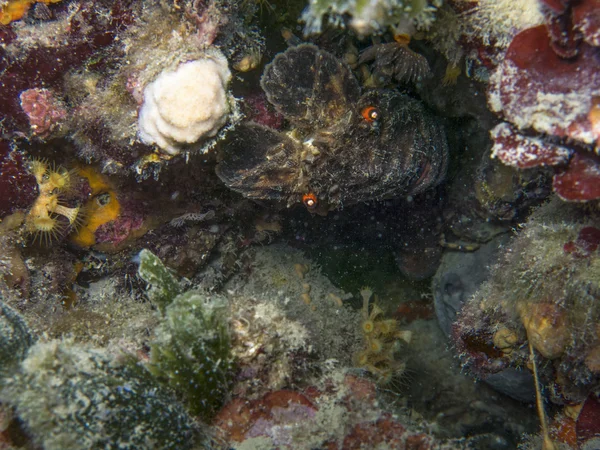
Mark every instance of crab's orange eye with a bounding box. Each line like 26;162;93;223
302;193;318;209
361;106;380;123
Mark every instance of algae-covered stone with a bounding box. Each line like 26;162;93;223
1;340;197;450
451;197;600;403
149;290;233;419
0;299;34;380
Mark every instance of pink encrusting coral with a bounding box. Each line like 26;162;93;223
19;88;67;138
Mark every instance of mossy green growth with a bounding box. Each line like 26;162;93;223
148;290;233;419
0;340;197;450
137;249;234;420
0;299;34;381
138;248;182;313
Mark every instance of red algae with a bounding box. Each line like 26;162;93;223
214;375;447;449
488;17;600;201
393;299;435;324
241;92;285;130
0;139;38;217
576;394;600;445
542;1;582;58
340;414;407;450
553;152;600;202
490;123;572;169
563;226;600;257
213;390;317;444
0;0;135;135
572;0;600;47
489;25;600;145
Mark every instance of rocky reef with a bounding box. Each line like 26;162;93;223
0;0;599;449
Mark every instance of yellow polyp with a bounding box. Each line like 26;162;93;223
136;153;169;173
355;350;371;367
369;338;383;354
29;159;49;182
394;330;413;344
233;53;260;72
328;293;343;307
23;159;84;245
54;204;80;225
301;292;312;305
376;319;398;337
29;214;56;232
44;193;59;211
28;215;64;245
47;169;73;193
354;287;412;385
0;0;61;24
0;211;25;232
363;363;384;377
30;161;75;207
369;303;384;321
377;368;394;384
27;199;48;221
362;319;375;334
25;191;64;244
71;167;120;248
443;63;461;86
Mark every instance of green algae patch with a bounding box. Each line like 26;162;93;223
138;248;182;313
138;249;234;419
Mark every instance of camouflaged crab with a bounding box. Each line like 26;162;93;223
216;44;448;213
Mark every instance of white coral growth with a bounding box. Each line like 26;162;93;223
137;50;232;156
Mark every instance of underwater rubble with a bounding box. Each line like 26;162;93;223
0;0;599;449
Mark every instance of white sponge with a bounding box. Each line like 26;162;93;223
138;52;232;155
